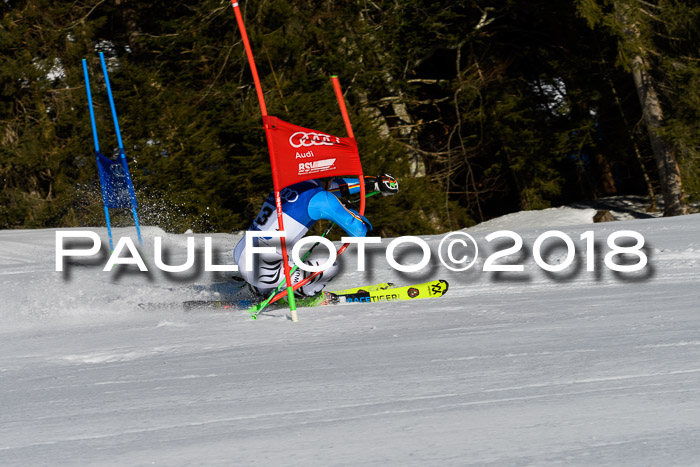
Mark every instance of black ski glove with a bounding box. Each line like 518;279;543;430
365;174;399;196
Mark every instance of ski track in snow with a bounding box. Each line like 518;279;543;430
0;210;699;466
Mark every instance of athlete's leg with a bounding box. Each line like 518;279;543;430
291;260;340;296
234;246;285;295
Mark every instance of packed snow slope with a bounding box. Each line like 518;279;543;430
1;208;699;466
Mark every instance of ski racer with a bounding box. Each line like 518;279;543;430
233;175;399;301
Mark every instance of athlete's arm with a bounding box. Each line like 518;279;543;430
328;174;399;199
327;178;362;199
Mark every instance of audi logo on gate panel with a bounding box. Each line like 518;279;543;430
289;131;340;148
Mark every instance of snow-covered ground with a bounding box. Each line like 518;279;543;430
1;208;699;466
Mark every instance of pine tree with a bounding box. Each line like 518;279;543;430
3;0;696;232
1;0;104;228
577;0;694;216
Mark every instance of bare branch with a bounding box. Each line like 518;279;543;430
474;7;495;31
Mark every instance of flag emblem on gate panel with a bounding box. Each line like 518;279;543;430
264;115;362;188
298;159;337;175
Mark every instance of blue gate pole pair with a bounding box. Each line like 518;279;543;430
82;52;142;249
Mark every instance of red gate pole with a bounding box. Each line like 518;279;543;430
230;2;267;117
330;76;365;215
231;1;298;320
330;76;354;138
259;76;367;309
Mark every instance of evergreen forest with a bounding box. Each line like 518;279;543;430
1;0;699;235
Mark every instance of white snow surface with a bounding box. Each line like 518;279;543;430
1;210;700;466
465;205;596;232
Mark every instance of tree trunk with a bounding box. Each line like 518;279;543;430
114;0;146;58
616;2;687;216
594;153;617;196
629;53;687;216
390;94;426;177
354;7;426;178
601;57;657;209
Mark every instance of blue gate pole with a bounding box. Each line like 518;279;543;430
82;59;115;251
99;52;142;245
